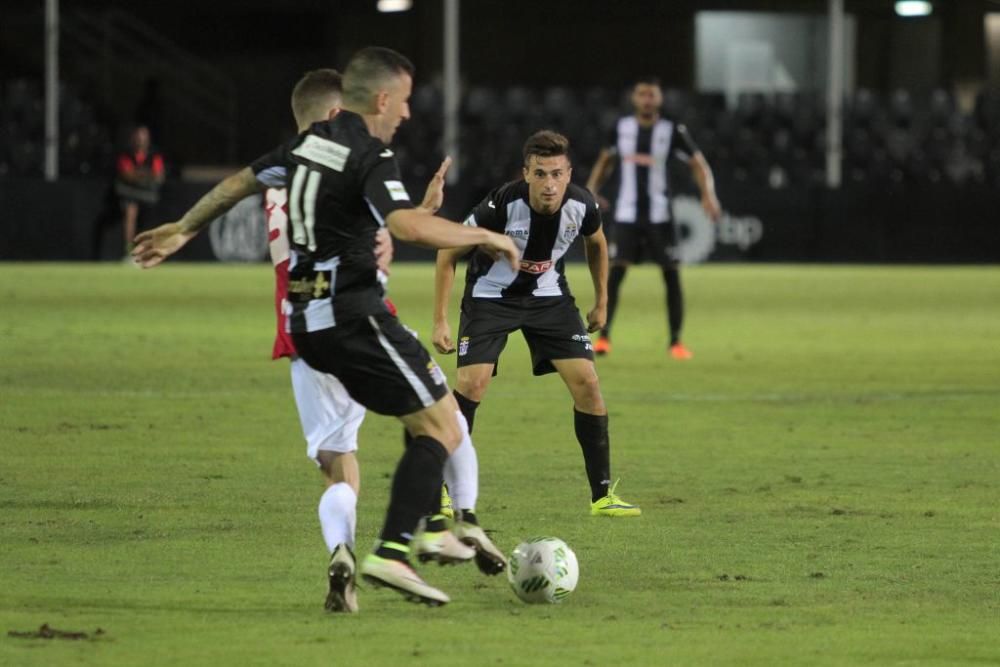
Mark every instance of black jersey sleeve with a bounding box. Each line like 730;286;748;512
250;141;292;189
568;185;603;236
582;195;603;236
360;151;414;223
461;185;507;232
671;124;702;162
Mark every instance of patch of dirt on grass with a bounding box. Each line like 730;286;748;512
7;624;106;641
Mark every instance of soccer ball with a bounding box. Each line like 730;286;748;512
507;537;579;604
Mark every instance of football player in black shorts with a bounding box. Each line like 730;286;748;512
586;76;721;359
433;130;641;518
133;47;518;608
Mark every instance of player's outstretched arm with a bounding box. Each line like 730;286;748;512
583;227;610;333
690;152;722;222
432;247;466;354
386;209;518;269
132;167;263;268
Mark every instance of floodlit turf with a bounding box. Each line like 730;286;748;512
1;262;998;666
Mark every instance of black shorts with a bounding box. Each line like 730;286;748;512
291;311;449;417
456;296;594;376
610;221;680;267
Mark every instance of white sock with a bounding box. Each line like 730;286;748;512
318;482;357;552
444;410;479;512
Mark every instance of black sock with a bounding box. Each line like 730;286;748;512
602;265;628;339
377;435;449;559
574;408;611;502
453;390;480;434
402;428;445;516
663;266;684;345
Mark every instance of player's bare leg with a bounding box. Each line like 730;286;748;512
552;358;606;415
316;451;360;612
552;358;640;517
455;363;495;405
318;451;360;494
451;363;495;437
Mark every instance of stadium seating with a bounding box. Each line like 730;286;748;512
3;77;1000;190
0;78;112;178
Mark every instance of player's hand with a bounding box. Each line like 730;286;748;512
375;227;394;276
481;232;519;271
419;157;452;214
586;304;607;333
432;320;455;354
132;222;195;268
702;193;722;223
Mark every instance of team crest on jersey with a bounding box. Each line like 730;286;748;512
458;336;470;356
427;360;447;385
562;221;578;242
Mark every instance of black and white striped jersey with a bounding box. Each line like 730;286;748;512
607;116;698;224
460;180;602;299
250;111;412;332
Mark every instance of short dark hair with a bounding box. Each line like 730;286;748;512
291;69;343;127
522;130;571;166
342;47;415;108
634;76;662;89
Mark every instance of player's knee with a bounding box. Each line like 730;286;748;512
435;419;463;452
407;409;463;452
458;374;490;402
581;374;603;399
571;373;604;407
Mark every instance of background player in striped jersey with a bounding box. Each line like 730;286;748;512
432;130;641;518
133;50;515;608
586;76;722;360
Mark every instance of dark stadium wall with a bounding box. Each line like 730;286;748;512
3;177;999;263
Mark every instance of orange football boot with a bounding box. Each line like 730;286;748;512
669;342;693;360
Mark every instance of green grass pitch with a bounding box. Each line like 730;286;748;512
1;262;998;666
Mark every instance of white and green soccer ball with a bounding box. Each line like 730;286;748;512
507;537;579;604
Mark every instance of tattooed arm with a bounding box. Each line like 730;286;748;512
132;167;263;268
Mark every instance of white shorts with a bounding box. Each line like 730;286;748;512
289;357;366;462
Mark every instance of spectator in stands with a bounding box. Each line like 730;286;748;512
115;125;164;256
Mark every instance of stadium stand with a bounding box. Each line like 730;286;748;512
0;77;113;178
4;76;1000;192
